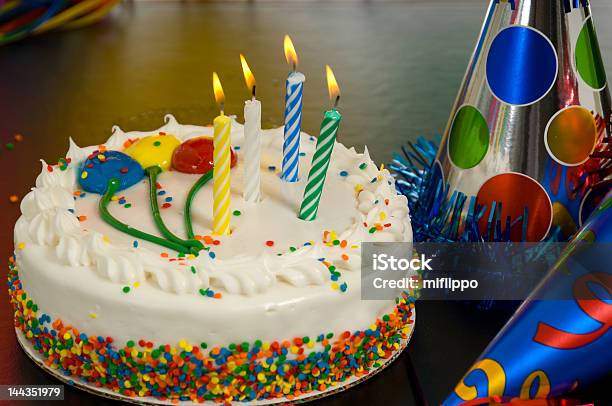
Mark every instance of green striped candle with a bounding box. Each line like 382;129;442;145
298;108;342;221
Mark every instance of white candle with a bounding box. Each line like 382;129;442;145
240;54;262;203
243;98;261;202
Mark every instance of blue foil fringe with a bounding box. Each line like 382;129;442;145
390;137;561;243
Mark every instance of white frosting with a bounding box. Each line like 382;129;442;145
15;115;411;297
16;243;407;348
35;160;77;189
13;115;413;348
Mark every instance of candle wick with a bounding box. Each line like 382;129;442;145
333;95;340;109
252;85;256;98
292;62;296;72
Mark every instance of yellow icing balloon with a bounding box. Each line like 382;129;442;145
124;134;181;171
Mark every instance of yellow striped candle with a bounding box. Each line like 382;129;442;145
212;72;231;235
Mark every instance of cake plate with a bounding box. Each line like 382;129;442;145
15;308;415;405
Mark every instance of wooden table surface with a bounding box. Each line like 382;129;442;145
0;2;610;405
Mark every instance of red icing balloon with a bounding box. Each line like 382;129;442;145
172;136;237;174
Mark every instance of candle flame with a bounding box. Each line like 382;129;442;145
212;72;225;110
240;54;256;96
283;35;298;70
326;65;340;107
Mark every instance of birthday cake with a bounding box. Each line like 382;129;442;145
10;115;415;404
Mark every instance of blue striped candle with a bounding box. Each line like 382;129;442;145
281;71;305;182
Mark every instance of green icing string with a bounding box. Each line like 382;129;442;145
184;170;213;239
145;166;203;253
99;178;190;254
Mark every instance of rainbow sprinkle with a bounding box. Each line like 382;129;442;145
156;183;173;210
8;256;414;403
111;194;132;209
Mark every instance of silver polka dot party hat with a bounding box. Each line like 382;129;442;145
394;0;611;242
